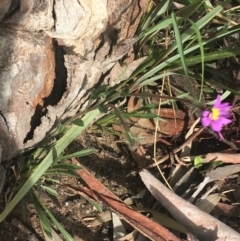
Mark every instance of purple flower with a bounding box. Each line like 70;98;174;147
201;95;232;138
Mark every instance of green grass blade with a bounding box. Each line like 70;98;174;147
176;0;205;18
172;13;190;83
141;0;173;32
133;1;230;81
187;19;205;102
171;47;240;68
45;170;81;178
140;17;173;39
133;25;240;88
31;193;52;239
41;186;58;197
85;198;102;212
121;112;160;119
50;163;82;170
33;192;74;241
59;149;95;160
131;72;176;90
0;109;100;222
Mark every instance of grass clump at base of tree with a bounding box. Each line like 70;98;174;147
1;0;240;240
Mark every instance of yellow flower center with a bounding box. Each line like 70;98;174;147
211;107;219;120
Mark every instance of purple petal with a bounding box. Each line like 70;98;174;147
220;110;231;118
202;110;210;117
219;103;231;108
219;104;231;110
220;111;231;116
210;120;223;132
214;95;222;108
201;116;211;127
219;117;232;125
201;94;232;138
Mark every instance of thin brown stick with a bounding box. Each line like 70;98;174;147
144;127;205;169
206;128;239;150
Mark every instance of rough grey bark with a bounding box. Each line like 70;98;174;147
0;0;148;160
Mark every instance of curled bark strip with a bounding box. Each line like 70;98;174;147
72;158;181;241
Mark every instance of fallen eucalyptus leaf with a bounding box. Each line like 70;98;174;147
133;207;188;234
89;210;111;227
112;212;127;241
139;169;240;241
189;164;240;203
196;193;221;213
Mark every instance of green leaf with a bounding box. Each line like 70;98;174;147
171;47;240;68
121;112;160;119
60;149;95;159
31;193;52;239
202;87;214;93
72;118;84;126
206;90;231;105
172;13;191;90
120;88;130;97
194;156;203;168
91;85;109;99
105;89;119;99
133;1;231;85
56;123;67;134
50;163;82;170
86;198;102;212
33;192;74;241
140;0;173;33
176;0;205;18
41;185;58;197
46;170;80;178
43;178;60;184
98;105;108;113
95;113;117;126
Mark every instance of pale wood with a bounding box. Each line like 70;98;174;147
0;0;148;160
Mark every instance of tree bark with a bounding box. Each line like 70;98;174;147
0;0;148;160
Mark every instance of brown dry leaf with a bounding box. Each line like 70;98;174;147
127;96;193;137
113;94;195;165
139;169;240;241
71;158;181;241
113;95;189;147
212;203;240;217
74;235;85;241
130;147;149;167
88;210;112;227
201;153;240;164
